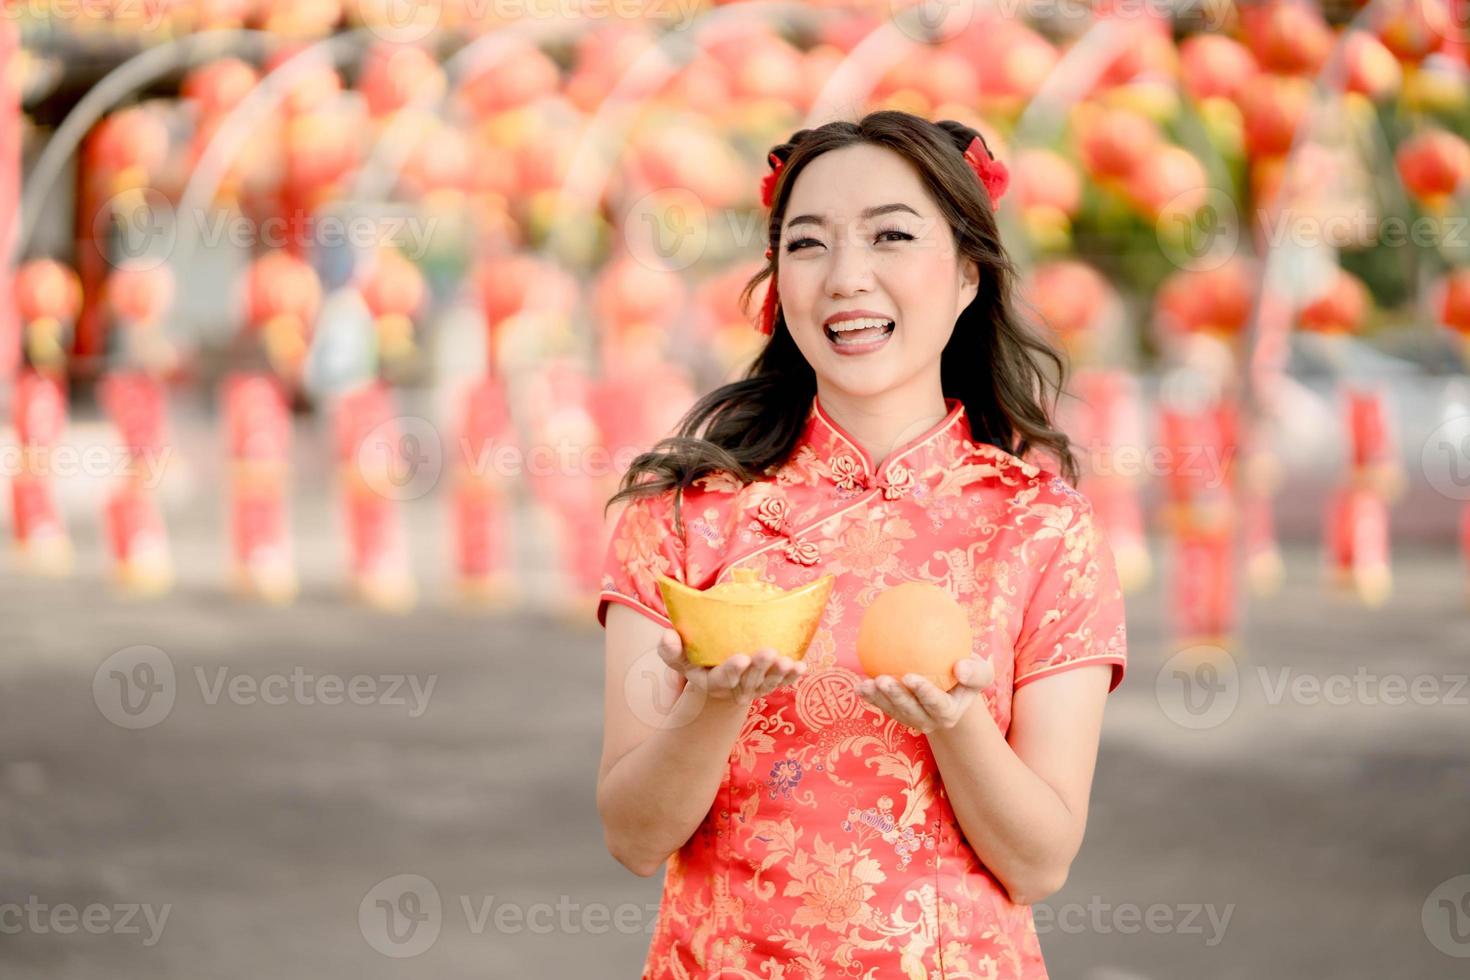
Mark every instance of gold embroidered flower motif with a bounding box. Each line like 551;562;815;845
881;463;915;500
755;496;789;533
829;452;862;491
784;538;821;565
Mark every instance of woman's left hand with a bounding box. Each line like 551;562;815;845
857;655;996;732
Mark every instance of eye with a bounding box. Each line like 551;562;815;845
784;237;820;253
876;229;914;243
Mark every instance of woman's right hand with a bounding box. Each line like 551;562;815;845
656;628;808;705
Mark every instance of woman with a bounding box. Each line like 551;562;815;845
595;110;1127;979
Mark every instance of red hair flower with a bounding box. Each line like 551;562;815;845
963;136;1009;209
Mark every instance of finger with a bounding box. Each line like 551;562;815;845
738;649;779;700
656;630;686;670
905;674;955;722
864;679;912;725
954;655;995;690
878;676;931;729
708;653;751;694
764;657;806;695
780;659;809;688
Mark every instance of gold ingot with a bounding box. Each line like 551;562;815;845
657;568;834;668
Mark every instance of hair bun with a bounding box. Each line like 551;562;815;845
767;127;816;168
935;119;992;159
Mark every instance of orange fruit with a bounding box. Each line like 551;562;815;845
856;582;973;692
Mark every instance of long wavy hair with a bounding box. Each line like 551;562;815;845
607;110;1077;532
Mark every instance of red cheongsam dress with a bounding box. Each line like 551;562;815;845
598;395;1129;980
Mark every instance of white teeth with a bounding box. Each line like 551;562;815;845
827;317;894;333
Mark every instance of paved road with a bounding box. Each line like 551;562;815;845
0;524;1466;978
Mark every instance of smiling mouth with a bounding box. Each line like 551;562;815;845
823;318;896;346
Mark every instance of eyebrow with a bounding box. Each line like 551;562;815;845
783;203;921;230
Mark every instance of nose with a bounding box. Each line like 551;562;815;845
823;227;874;298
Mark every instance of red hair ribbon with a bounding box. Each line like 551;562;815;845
759;247;778;336
760;152;784;209
758;152;784;335
963;135;1009;209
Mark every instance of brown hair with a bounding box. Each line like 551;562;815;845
607;109;1077;531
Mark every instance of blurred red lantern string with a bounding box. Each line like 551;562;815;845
15;259;83;324
181;58;259;118
1297;268;1371;335
106;262;175;326
1396;129;1470;207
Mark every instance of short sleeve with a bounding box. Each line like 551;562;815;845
1013;493;1129;693
596;490;687;630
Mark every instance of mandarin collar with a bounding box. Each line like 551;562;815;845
792;395;974;496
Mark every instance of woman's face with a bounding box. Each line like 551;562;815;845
777;143;980;401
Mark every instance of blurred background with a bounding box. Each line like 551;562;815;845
0;0;1468;977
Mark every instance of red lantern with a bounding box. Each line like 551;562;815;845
88;108;169;179
1374;0;1459;63
1093;15;1178;91
476;252;578;328
1396;129;1470;207
1014;148;1082;217
456;40;559;118
1126;145;1209;219
592;254;686;335
402;124;470;199
1025;261;1113;343
283;105;361;204
1156;260;1256;338
728;32;807;105
246;252;322;331
1435;267;1470;337
107;262;174;326
961;16;1058;116
1076;106;1160;183
1297;268;1371;335
1239;73;1312;159
263;48;342;115
1341;32;1403;101
182;58;259;118
1179;34;1259;103
256;0;343;39
1241;0;1334;76
361;250;425;321
15;259;82;324
565;25;660;113
358;43;446;119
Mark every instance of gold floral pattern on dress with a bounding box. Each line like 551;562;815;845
597;395;1128;979
829;452;862;491
881;462;915;500
755;496;789;533
784;538;821;566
